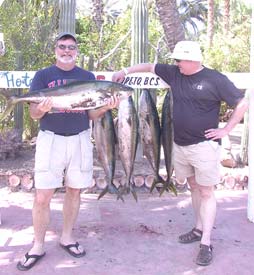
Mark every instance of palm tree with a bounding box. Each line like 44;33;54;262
207;0;214;47
91;0;104;32
223;0;230;35
179;0;207;36
155;0;185;52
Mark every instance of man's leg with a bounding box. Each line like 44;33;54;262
187;176;203;232
188;177;216;265
198;185;216;246
188;177;216;245
60;187;85;255
178;176;203;243
18;189;55;268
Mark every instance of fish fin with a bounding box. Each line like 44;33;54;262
0;98;16;122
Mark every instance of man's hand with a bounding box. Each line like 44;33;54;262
204;128;228;140
112;70;126;83
37;97;53;113
88;95;121;120
30;97;53;120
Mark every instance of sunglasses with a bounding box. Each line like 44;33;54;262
57;44;77;51
174;59;182;62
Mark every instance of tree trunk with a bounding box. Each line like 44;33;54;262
207;0;215;48
91;0;104;33
155;0;185;52
223;0;230;35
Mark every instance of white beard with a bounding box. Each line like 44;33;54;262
56;53;77;64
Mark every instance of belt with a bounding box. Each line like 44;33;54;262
41;130;80;136
54;132;80;136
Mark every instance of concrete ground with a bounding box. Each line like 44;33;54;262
0;187;253;275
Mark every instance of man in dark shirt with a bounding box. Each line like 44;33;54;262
112;40;248;266
17;32;119;271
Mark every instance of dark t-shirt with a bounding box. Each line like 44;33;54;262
155;64;244;146
30;65;95;134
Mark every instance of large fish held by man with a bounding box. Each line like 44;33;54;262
0;80;134;122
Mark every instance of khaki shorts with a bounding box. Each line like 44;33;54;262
173;140;221;186
34;130;93;189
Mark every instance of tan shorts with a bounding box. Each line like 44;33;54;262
34;129;93;189
173;140;221;186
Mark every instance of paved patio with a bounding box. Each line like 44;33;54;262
0;187;253;275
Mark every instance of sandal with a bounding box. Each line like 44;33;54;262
60;242;86;258
178;228;202;244
196;244;213;266
17;252;46;271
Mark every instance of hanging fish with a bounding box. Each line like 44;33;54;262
93;110;124;201
138;89;164;192
160;91;177;196
117;96;139;201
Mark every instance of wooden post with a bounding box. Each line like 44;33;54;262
247;4;254;222
240;90;249;165
14;51;23;140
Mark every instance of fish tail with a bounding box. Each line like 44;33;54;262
169;183;178;196
131;189;138;202
159;179;178;197
150;175;165;193
108;181;125;202
130;182;138;202
0;88;11;99
97;186;109;200
0;98;16;122
116;185;126;202
150;179;158;193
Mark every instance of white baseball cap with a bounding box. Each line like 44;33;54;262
171;41;203;62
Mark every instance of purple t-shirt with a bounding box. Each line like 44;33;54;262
155;64;244;146
30;65;95;134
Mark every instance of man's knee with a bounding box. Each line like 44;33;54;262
65;187;81;198
34;190;54;207
187;177;198;190
199;185;214;199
